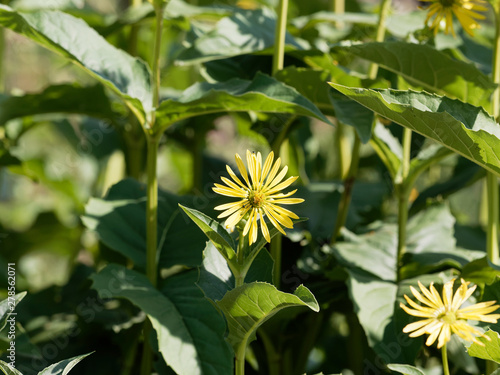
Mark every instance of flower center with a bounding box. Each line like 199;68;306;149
438;311;457;324
439;0;455;7
248;191;265;208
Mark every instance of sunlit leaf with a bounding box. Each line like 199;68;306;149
0;360;23;375
0;292;26;332
388;363;425;375
0;5;152;121
91;264;233;375
334;42;495;106
329;84;500;177
176;8;303;64
38;352;92;375
217;282;319;352
156;72;330;130
466;329;500;363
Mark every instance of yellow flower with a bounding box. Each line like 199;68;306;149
213;150;303;245
400;279;500;349
420;0;488;37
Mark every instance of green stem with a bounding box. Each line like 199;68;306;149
334;122;351;180
367;0;392;79
145;135;160;287
128;0;143;56
259;330;281;375
140;4;165;375
272;0;289;75
235;341;247;375
330;133;361;245
332;0;345;29
270;233;282;288
441;344;450;375
0;27;5;93
396;127;412;281
235;231;246;287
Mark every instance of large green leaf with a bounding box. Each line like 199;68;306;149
82;179;208;269
329;84;500;177
176;8;302;64
216;282;319;352
0;84;118;125
0;292;26;332
466;330;500;363
334;42;495;106
37;352;92;375
155;72;330;130
0;5;152;121
91;264;233;375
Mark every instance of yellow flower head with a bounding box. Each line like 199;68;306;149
400;279;500;349
213;150;304;245
420;0;488;37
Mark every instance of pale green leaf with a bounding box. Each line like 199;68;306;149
217;282;319;352
0;360;23;375
466;329;500;363
329;84;500;177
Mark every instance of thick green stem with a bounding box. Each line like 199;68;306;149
145;136;160;287
332;0;345;29
235;342;247;375
140;4;165;375
331;133;361;245
272;0;288;75
367;0;392;79
270;233;282;288
441;344;450;375
396;127;412;281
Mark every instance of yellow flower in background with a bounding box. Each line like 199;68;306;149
213;150;303;245
400;279;500;349
420;0;488;37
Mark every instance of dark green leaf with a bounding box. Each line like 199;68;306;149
179;205;236;262
82;179;208;269
91;264;232;375
329;84;500;177
156;72;330;130
0;84;118;125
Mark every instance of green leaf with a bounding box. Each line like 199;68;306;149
197;242;274;302
334;42;495;106
329;84;500;177
0;84;118;125
217;282;319;352
387;363;425;375
91;264;233;375
0;360;23;375
156;72;330;130
370;121;402;178
179;205;236;262
11;0;83;10
0;292;26;332
466;329;500;363
38;352;92;375
82;179;208;269
274;67;334;115
176;8;302;64
0;5;152;121
461;256;500;286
